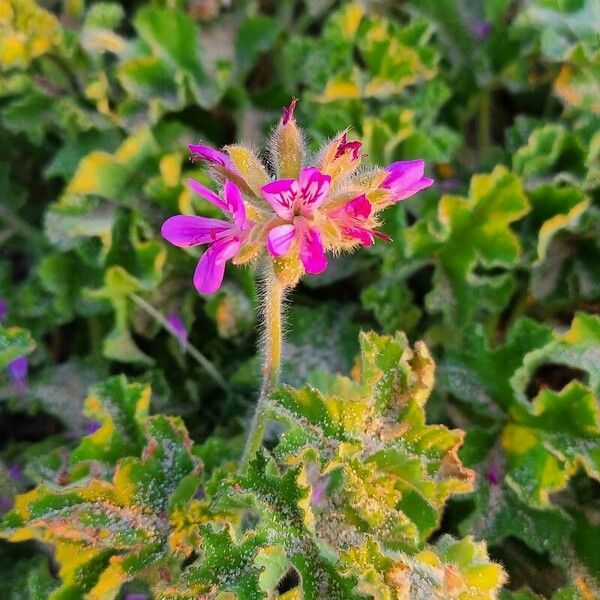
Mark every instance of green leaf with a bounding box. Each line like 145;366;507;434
0;325;35;370
502;382;600;506
271;331;474;551
70;375;150;467
132;7;220;109
514;312;600;401
1;407;200;599
236;15;282;77
406;166;530;326
439;318;554;414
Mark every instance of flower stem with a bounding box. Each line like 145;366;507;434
240;265;284;472
129;292;230;394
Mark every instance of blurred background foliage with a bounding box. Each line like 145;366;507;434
0;0;599;597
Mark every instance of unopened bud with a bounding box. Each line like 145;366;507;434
272;98;303;179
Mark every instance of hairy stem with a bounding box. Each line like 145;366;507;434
240;265;284;472
129;292;230;394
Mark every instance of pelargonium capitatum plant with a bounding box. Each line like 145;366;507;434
161;99;433;468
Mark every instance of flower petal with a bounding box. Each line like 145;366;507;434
187;178;229;213
188;144;235;171
193;238;241;294
299;226;327;274
267;224;297;257
344;227;374;247
344;194;371;220
393;176;434;201
298;167;330;213
382;160;425;191
261;178;297;219
224;180;246;228
335;133;362;161
161;215;231;247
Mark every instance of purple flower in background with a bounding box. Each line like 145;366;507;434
472;20;492;39
7;356;28;392
487;464;502;486
7;463;22;480
85;420;101;435
166;313;188;350
162;180;252;294
124;594;148;600
0;299;7;321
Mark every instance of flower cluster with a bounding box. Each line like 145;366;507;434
161;100;433;293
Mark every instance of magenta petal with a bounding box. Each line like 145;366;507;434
267;224;296;256
187;178;229;213
299;227;327;274
193;238;241;294
224;180;246;228
335;133;362;161
161;215;231;247
382;160;425;190
261;178;297;219
394;176;434;201
188;144;235;171
344;194;371;220
345;227;374;247
298;167;330;212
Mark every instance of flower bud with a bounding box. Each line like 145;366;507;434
272;98;303;179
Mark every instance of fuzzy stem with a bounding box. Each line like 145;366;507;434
240;265;284;472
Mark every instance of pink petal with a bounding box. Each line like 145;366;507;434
344;194;371;220
187;178;228;213
267;224;297;256
193;238;241;294
344;227;374;247
299;226;327;274
188;144;235;171
224;180;246;228
335;133;362;161
382;160;425;191
393;176;434;201
261;178;297;219
298;167;330;213
161;215;231;247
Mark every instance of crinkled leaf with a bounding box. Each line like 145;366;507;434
407;166;530;326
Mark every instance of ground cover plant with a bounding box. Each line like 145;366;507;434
0;0;599;598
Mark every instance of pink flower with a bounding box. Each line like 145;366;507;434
262;167;331;274
382;160;434;201
161;179;251;294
